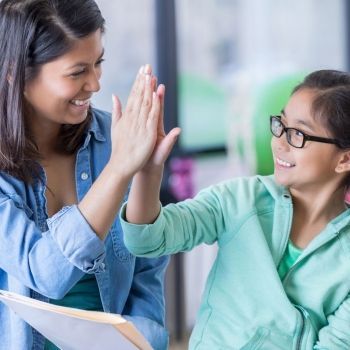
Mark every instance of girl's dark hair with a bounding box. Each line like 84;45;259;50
293;70;350;149
293;69;350;188
0;0;105;183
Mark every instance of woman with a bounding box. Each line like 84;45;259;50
0;0;171;349
121;70;350;349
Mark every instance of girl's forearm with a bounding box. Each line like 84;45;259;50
126;168;163;224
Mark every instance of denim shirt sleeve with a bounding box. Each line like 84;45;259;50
46;205;105;273
123;253;169;350
0;193;105;299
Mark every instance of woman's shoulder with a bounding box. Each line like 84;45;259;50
0;172;24;196
0;172;30;213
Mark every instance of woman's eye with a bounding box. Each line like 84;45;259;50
69;59;104;77
70;70;85;77
96;58;105;66
295;130;304;137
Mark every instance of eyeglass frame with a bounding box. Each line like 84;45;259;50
269;115;341;149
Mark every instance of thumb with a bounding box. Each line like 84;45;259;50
111;94;122;126
153;127;181;165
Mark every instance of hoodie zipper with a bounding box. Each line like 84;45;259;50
294;305;307;350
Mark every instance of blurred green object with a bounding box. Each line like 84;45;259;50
178;73;227;151
253;72;306;175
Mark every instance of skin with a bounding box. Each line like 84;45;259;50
126;87;350;249
25;30;104;151
23;28;180;239
271;88;350;247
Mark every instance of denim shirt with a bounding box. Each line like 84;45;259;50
0;108;169;350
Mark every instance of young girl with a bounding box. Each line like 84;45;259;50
0;1;174;349
121;70;350;349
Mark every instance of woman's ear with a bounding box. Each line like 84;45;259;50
335;150;350;173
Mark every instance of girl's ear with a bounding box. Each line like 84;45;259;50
335;150;350;173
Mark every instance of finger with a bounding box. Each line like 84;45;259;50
129;65;144;97
125;66;146;116
151;76;157;92
147;91;161;130
157;84;165;133
153;127;181;165
111;94;122;126
139;73;154;123
144;63;152;75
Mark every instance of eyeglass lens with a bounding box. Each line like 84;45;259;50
271;117;304;148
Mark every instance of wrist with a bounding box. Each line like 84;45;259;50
104;161;133;185
139;163;164;178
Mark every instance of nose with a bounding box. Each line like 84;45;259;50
84;70;101;92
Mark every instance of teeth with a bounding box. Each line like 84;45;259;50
276;157;294;167
70;99;90;106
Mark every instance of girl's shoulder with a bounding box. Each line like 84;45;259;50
202;175;283;199
197;175;285;213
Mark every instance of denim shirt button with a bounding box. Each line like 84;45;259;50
81;172;89;180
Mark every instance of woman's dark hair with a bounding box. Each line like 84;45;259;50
0;0;105;183
293;69;350;188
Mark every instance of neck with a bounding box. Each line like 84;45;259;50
27;116;61;158
34;127;61;158
290;184;347;224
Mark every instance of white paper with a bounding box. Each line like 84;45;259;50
0;290;151;350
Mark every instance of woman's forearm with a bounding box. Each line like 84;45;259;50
78;162;131;240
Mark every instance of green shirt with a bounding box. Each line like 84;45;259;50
44;273;103;350
278;240;303;280
121;175;350;349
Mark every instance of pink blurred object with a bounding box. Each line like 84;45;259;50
346;191;350;205
168;157;194;201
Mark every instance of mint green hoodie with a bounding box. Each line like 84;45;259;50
121;176;350;349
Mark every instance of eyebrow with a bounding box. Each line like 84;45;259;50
67;49;105;69
281;109;315;131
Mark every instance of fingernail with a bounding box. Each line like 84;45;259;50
144;64;151;75
139;65;144;74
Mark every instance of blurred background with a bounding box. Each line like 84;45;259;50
94;1;349;348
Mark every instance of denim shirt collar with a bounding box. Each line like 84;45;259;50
81;110;107;149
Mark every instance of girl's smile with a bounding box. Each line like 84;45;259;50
271;88;344;194
274;156;296;168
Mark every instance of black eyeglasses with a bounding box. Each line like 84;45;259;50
270;115;340;149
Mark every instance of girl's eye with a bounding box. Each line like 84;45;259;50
295;130;304;137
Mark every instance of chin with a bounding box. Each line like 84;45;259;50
273;172;292;187
65;111;89;125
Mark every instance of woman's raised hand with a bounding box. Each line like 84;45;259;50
109;65;180;179
109;65;160;178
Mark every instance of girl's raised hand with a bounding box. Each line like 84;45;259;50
141;83;181;173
